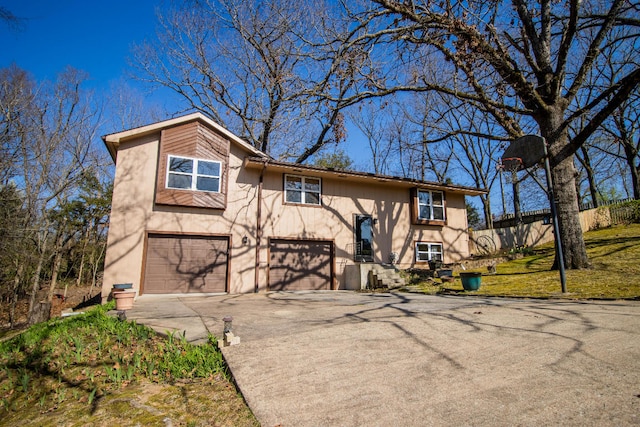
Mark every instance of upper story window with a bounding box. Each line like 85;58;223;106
417;189;445;221
166;155;221;193
285;175;321;205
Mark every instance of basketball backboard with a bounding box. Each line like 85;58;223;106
501;135;546;170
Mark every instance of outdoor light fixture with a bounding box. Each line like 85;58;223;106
221;316;240;347
242;236;248;245
223;316;233;334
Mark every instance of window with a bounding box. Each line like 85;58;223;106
285;175;321;205
166;155;221;193
417;189;445;221
416;242;443;262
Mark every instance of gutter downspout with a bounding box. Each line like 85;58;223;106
254;160;267;292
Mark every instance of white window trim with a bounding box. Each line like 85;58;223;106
166;155;222;193
417;189;445;221
284;174;322;205
415;242;443;262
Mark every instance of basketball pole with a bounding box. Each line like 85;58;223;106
542;138;567;293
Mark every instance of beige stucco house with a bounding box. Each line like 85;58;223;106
101;112;485;300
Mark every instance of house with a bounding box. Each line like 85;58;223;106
101;112;485;300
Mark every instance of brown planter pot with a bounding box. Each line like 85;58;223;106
111;283;133;296
114;290;136;310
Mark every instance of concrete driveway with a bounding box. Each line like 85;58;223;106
127;292;640;426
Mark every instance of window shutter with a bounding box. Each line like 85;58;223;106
410;187;418;224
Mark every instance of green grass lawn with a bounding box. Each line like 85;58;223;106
424;224;640;299
0;303;258;427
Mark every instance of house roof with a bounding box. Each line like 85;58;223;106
243;157;487;196
102;112;267;162
103;112;486;196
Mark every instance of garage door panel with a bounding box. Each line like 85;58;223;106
269;240;332;291
144;234;228;294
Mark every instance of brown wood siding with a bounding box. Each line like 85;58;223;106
143;234;228;294
155;121;229;209
268;239;333;291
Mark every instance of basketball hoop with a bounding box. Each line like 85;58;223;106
497;157;524;173
501;135;545;169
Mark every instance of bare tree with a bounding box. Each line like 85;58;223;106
0;6;24;31
133;0;415;163
572;134;624;207
135;0;327;159
400;92;455;182
444;102;507;229
105;79;166;131
0;66;32;186
363;0;640;269
568;45;637;207
347;101;395;174
0;66;106;324
604;90;640;199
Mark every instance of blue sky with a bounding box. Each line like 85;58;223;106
0;1;370;163
0;2;497;207
0;2;491;208
1;1;159;91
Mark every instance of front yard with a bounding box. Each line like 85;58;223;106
412;224;640;299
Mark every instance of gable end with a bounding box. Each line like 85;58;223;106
155;121;229;209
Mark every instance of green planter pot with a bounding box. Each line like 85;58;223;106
460;272;482;291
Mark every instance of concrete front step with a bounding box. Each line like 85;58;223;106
368;264;405;289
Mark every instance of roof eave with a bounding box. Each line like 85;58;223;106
243;157;487;196
101;112;268;163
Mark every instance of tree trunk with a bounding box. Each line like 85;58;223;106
482;194;493;229
29;301;52;325
622;143;640;200
578;146;599;207
9;263;25;328
551;152;590;269
27;240;47;322
512;171;522;225
47;246;64;303
500;172;507;218
47;216;70;304
75;228;89;288
539;106;590;270
634;164;640;200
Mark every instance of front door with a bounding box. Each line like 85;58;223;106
355;214;374;262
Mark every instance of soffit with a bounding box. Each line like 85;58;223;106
243;157;487;196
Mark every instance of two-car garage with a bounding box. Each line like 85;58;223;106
142;234;333;294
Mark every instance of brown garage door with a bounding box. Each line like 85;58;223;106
143;234;228;294
269;239;333;291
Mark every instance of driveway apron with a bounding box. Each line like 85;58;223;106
128;292;640;427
